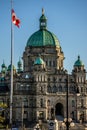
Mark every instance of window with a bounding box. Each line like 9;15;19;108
29;99;33;107
38;76;39;81
41;75;42;81
24;98;28;107
48;77;50;82
64;85;67;92
47;100;50;106
49;61;51;67
81;99;84;107
46;61;47;66
53;77;56;82
53;61;55;67
58;85;62;92
59;78;62;82
41;22;46;26
40;99;43;107
39;111;44;119
53;85;57;93
47;85;51;93
40;85;44;93
72;100;75;107
81;87;83;92
24;111;28;119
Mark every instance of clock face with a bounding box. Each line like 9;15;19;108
41;22;45;26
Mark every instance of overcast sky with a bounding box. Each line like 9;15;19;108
0;0;87;73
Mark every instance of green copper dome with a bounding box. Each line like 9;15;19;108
7;64;16;71
17;58;23;72
1;62;6;68
1;61;7;73
74;56;84;66
26;9;60;47
27;30;60;47
34;56;45;65
17;58;22;66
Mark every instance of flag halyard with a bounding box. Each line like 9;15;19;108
12;9;20;28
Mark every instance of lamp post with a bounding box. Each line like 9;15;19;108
62;74;74;130
62;118;74;129
66;74;69;130
76;86;80;122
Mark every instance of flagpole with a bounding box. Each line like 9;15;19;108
10;0;14;127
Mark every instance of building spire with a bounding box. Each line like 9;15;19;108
39;8;47;30
42;8;44;15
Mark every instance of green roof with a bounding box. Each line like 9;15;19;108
7;64;16;71
1;61;7;68
26;9;60;47
74;56;84;66
1;63;5;68
18;58;22;66
26;30;60;47
17;58;22;72
34;56;45;65
1;61;7;73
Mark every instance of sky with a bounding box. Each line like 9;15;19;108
0;0;87;74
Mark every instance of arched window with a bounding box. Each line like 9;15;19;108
53;85;57;93
24;98;28;107
47;85;52;93
53;61;55;67
41;75;42;81
38;75;39;81
81;87;83;92
41;86;43;92
49;61;51;66
72;100;75;107
81;99;84;107
69;86;73;93
64;85;67;92
58;85;62;92
47;100;50;106
24;111;28;120
40;99;43;107
46;61;47;66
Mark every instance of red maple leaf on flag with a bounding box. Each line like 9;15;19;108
12;9;20;28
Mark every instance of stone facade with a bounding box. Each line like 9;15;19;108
0;10;87;128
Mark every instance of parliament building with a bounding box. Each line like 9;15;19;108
0;9;87;128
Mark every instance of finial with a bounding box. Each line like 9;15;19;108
42;8;44;15
78;55;80;60
3;60;4;64
19;57;21;61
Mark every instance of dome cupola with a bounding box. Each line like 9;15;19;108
34;55;45;65
7;64;16;75
17;58;23;73
72;55;85;73
1;60;7;75
26;9;60;47
74;55;84;67
7;64;16;71
34;55;46;70
1;61;6;68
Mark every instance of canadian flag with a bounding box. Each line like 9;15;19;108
12;9;20;28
